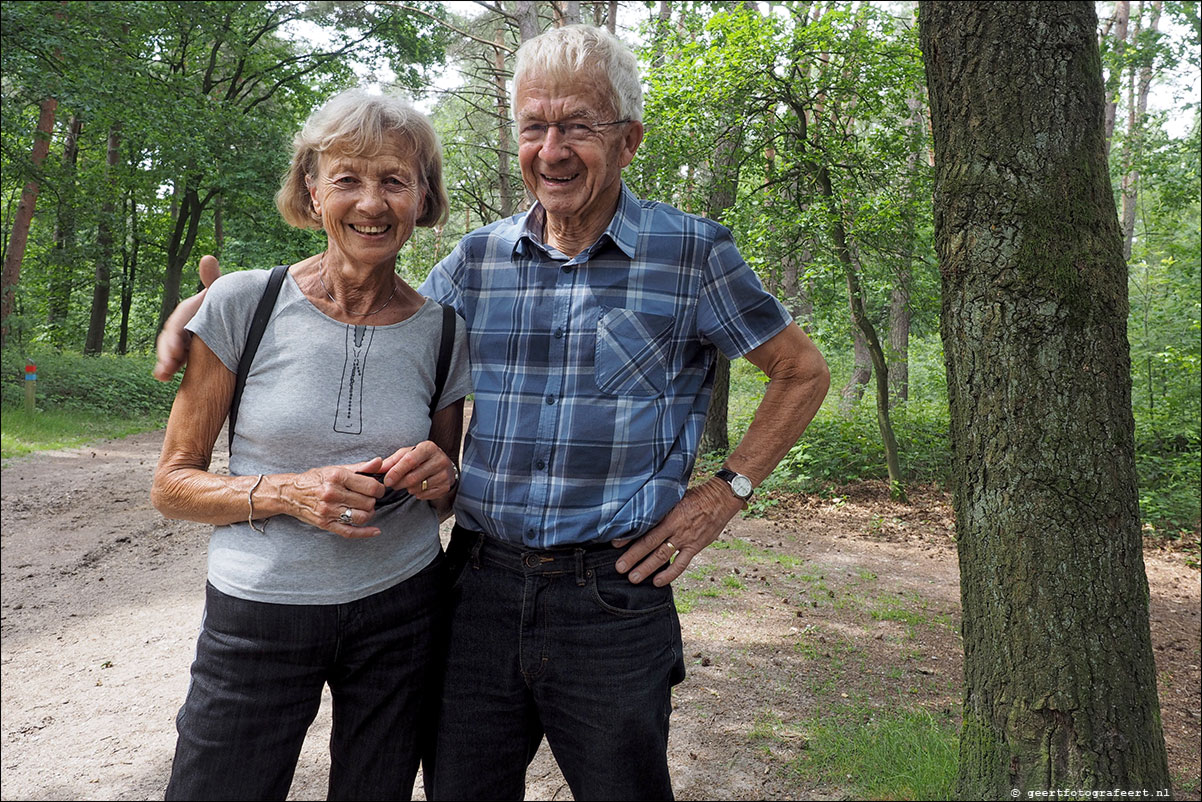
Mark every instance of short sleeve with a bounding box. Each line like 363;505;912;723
185;269;275;373
696;228;792;360
419;247;466;316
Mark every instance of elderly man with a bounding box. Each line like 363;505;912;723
424;25;828;800
157;24;829;801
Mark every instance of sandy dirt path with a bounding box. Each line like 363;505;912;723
2;429;1198;800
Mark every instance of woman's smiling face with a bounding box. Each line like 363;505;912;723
306;142;424;268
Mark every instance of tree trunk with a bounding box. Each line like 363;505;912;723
1119;0;1162;260
701;355;731;455
514;0;540;43
1104;0;1130;153
781;243;814;332
117;179;138;355
816;165;905;499
888;270;910;406
213;192;224;259
650;1;673;69
86;124;121;355
157;183;204;333
2;97;58;346
495;27;516;218
47;114;83;339
699;120;745;457
890;92;925;408
921;2;1170;797
839;319;872;410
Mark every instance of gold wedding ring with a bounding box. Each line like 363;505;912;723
421;478;429;492
664;540;677;554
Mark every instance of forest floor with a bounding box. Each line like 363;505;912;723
1;428;1198;801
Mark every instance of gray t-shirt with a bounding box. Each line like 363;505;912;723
186;268;472;604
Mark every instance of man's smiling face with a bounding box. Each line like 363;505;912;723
514;71;642;243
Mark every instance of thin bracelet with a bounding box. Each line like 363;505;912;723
449;464;461;492
248;474;267;534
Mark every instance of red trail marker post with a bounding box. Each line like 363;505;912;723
24;362;36;413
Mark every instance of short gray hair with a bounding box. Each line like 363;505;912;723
511;25;643;123
276;88;449;229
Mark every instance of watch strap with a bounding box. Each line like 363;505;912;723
715;467;754;501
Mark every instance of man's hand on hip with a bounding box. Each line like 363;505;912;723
615;479;745;587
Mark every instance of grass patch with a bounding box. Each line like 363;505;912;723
869;594;935;628
1;406;165;460
2;348;176;460
675;590;698;614
711;536;804;568
790;707;959;801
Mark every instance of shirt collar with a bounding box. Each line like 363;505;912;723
514;182;642;261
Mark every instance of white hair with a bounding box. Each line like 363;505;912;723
511;24;643;123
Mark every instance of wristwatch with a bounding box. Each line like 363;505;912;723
715;468;754;505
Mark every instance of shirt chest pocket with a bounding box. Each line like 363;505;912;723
594;307;674;397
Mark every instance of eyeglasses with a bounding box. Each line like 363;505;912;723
516;119;631;144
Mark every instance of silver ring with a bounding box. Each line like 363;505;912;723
339;508;353;524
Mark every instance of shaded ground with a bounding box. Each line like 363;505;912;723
2;430;1198;800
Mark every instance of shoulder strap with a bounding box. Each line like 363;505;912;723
229;264;289;452
428;303;457;418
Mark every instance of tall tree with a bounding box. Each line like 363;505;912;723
0;96;56;346
85;123;121;355
921;2;1171;797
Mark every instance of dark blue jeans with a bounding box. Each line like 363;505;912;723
428;526;686;801
165;554;444;801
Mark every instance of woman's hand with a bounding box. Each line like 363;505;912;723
381;442;458;501
277;456;388;539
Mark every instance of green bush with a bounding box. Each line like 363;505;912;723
768;397;951;489
1;347;179;420
1136;425;1202;533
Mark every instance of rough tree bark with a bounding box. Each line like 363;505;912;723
2;97;58;346
921;2;1171;797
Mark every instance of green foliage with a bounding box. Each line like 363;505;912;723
771;397;951;488
789;707;959;801
1;0;447;351
1;348;178;419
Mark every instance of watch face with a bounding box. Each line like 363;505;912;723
731;475;753;498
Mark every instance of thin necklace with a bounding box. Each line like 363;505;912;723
316;252;397;317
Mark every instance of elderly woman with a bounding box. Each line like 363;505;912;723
151;88;470;801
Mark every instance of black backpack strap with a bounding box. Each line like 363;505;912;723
229;264;289;452
428;303;457;418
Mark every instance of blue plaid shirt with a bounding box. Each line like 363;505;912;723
420;183;791;547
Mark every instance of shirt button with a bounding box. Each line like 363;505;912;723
536;460;545;470
546;395;555;405
561;266;573;274
554;328;564;339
